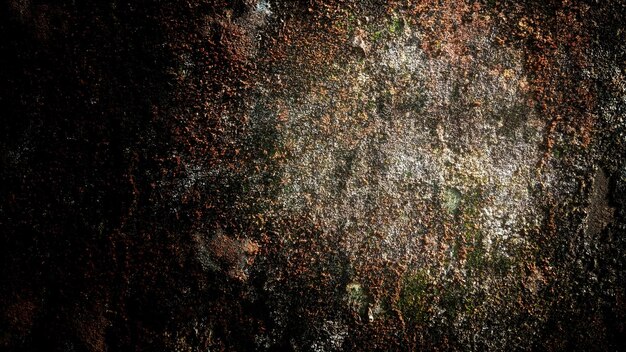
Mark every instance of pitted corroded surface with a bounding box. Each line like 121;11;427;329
2;1;626;351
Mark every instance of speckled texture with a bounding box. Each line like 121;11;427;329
2;1;626;351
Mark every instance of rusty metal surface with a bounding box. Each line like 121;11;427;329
1;1;626;351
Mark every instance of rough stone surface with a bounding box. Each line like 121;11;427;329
2;1;626;351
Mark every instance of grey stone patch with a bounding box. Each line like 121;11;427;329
584;168;615;236
443;187;461;214
310;320;348;352
351;29;371;56
345;282;369;317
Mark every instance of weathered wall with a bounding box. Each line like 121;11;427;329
2;1;626;351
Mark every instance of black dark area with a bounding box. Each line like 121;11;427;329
1;0;279;350
1;2;187;351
